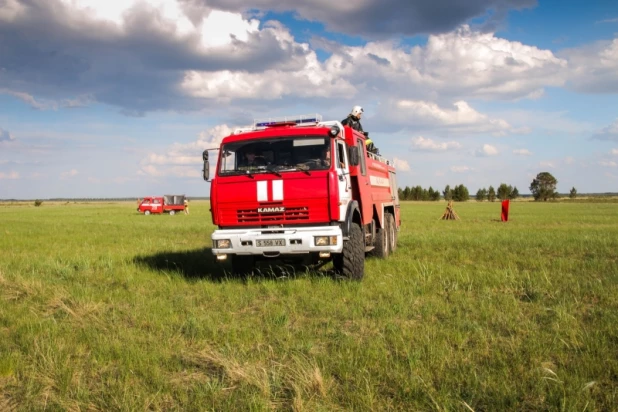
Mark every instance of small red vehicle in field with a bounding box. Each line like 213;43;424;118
137;195;186;215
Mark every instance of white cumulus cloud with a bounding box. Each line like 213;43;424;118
341;25;567;105
386;100;513;136
200;10;260;48
415;26;567;99
474;144;499;157
563;38;618;94
139;124;235;177
181;41;355;101
410;136;461;152
392;158;410;171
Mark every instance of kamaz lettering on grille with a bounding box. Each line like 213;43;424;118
257;207;285;213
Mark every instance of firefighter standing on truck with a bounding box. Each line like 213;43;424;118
341;105;364;132
342;105;378;154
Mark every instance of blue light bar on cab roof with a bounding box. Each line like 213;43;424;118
254;114;322;128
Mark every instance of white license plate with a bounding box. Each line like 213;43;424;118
256;239;285;247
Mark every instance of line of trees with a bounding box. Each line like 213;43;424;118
398;183;518;202
398;186;442;201
443;184;469;201
476;184;519;202
399;173;575;202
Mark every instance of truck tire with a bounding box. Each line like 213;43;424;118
371;219;389;258
386;213;396;253
232;255;254;277
333;222;364;280
169;210;176;215
144;210;151;215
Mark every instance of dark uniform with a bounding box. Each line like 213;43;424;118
341;115;363;132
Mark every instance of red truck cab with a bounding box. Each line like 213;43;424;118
203;114;400;279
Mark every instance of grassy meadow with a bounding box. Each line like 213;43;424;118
1;200;617;411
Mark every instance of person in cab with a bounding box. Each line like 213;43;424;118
240;149;266;170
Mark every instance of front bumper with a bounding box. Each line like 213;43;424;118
211;225;343;257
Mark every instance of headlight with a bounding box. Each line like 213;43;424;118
315;236;328;246
314;236;338;246
215;239;231;249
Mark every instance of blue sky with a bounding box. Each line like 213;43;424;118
1;0;617;199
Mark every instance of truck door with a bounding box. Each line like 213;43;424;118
152;198;162;213
354;139;373;225
336;140;352;221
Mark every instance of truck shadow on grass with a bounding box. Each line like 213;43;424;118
133;248;336;282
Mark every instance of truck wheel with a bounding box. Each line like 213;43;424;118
372;219;389;259
386;213;396;253
169;210;175;215
333;222;364;280
232;255;254;277
144;210;151;215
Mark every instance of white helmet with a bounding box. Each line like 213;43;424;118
351;105;364;117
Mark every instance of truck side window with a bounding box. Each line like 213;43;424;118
357;140;366;175
336;142;346;168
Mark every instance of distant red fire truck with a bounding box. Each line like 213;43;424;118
203;114;400;279
137;195;186;215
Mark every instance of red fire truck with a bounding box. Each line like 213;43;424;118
137;195;186;215
203;114;400;279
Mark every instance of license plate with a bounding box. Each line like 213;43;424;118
256;239;285;247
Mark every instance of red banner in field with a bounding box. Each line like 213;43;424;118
501;199;510;222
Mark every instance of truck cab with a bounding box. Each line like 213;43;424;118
204;114;400;279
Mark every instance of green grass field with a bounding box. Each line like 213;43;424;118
1;200;617;411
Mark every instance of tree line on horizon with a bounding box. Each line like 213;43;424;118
398;172;573;202
398;183;518;202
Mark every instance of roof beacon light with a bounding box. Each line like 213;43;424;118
254;114;322;129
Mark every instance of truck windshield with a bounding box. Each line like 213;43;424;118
218;136;331;175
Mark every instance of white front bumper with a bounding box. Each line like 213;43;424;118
211;225;343;256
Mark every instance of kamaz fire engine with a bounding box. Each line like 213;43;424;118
203;114;400;280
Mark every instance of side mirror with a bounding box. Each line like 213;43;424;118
363;131;369;138
349;146;360;166
203;161;210;181
202;150;210;181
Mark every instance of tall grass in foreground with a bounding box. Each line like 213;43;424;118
1;201;617;410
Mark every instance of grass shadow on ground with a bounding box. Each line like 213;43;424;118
134;248;335;282
134;248;228;282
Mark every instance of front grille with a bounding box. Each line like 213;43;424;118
237;206;309;223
